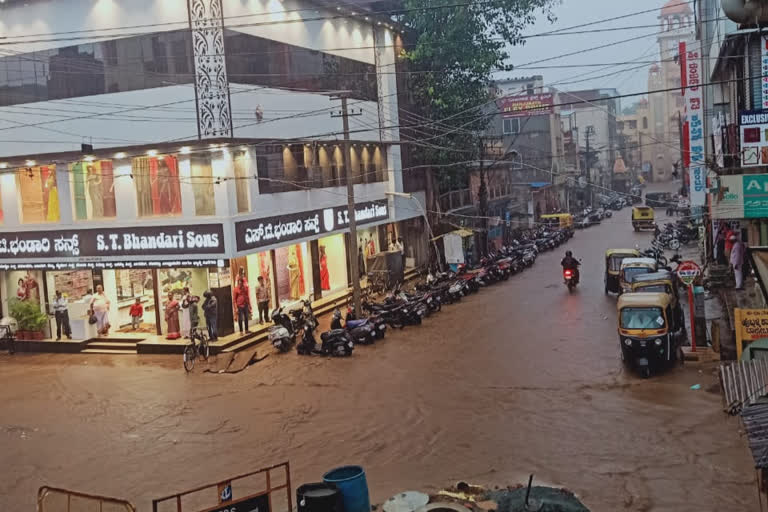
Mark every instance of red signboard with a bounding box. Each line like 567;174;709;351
499;93;554;118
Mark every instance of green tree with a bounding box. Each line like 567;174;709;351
398;0;558;193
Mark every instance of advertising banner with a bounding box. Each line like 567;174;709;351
499;93;554;118
739;110;768;167
0;224;225;260
762;34;768;109
710;173;768;218
735;308;768;359
235;201;389;252
681;41;706;206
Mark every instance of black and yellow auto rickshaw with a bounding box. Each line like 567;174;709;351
630;270;686;333
617;292;685;378
631;206;655;231
604;248;640;294
619;257;657;294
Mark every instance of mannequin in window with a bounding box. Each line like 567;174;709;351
45;172;60;222
319;245;330;291
87;162;104;218
288;247;301;300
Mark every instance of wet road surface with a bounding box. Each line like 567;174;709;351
0;206;758;511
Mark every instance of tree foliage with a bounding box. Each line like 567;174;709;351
397;0;558;192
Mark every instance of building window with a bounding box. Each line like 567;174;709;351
17;165;59;223
629;120;637;129
233;150;251;213
503;118;520;134
643;117;648;129
190;154;215;216
132;155;182;217
71;160;116;220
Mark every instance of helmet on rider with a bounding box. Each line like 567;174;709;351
565;250;573;258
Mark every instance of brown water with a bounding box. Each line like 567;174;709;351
0;207;757;511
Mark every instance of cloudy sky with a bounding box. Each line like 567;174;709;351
501;0;675;109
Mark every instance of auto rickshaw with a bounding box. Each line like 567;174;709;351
619;257;657;294
630;270;686;331
604;248;640;294
631;206;655;231
540;213;573;230
617;292;685;377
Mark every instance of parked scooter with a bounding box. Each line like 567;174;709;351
297;314;354;357
268;307;296;353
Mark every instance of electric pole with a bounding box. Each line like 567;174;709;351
478;137;489;256
331;94;363;317
585;125;594;208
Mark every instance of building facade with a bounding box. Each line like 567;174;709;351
618;100;653;178
0;0;426;338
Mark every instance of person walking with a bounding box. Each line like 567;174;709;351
731;235;745;290
255;275;271;324
202;290;218;341
234;277;251;334
129;298;143;330
89;285;111;336
52;290;72;341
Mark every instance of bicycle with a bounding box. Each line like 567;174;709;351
183;326;210;372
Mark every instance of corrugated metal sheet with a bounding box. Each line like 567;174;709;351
720;359;768;414
742;403;768;469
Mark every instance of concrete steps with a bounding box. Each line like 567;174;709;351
82;348;138;355
84;338;138;355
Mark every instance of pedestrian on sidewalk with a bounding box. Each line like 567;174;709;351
255;276;271;324
731;234;745;290
129;298;143;330
52;290;72;341
202;290;218;341
234;277;251;334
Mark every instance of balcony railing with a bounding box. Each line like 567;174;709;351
439;188;472;213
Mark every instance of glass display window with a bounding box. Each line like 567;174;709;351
8;270;43;305
318;234;348;297
275;243;313;308
132;154;182;217
47;270;94;302
16;165;60;223
189;153;215;216
71;160;117;220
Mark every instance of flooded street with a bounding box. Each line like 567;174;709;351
0;207;757;511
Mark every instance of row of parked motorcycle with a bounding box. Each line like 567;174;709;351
653;218;699;250
265;226;576;357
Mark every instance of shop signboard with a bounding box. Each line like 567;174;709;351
235;201;389;252
710;173;768;219
739;110;768;167
735;308;768;359
0;259;227;271
762;34;768;109
676;260;701;287
680;41;706;206
0;224;225;260
499;93;554;118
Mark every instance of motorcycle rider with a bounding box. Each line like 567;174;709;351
561;250;580;284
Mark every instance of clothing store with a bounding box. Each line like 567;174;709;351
0;223;229;339
233;200;390;313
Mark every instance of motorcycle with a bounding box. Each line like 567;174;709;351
297;317;354;357
268;307;296;353
563;267;578;292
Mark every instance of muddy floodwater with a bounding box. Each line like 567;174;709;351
0;207;758;511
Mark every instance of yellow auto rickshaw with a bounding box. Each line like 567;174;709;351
540;213;573;230
617;292;685;377
631;206;655;231
619;257;657;294
630;270;685;330
604;248;640;294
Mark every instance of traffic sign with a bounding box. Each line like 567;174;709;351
677;260;701;287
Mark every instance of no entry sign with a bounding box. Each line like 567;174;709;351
677;260;701;287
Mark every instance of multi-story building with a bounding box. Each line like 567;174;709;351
647;0;695;182
617;100;653;178
0;0;427;340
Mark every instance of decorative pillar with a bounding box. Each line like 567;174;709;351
188;0;233;139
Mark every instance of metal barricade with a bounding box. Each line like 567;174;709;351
37;486;136;512
152;461;292;512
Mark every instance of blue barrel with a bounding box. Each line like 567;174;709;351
322;466;371;512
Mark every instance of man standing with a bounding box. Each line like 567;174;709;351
731;235;745;290
52;290;72;341
202;290;218;341
233;277;251;334
255;276;271;324
397;237;405;269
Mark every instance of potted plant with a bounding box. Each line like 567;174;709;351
9;298;48;340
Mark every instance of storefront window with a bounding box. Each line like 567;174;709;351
233;150;251;213
71;160;117;220
8;270;43;304
190;154;215;216
275;243;313;308
113;269;154;332
16;165;60;223
133;155;182;217
358;226;382;276
158;267;209;335
318;234;348;297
